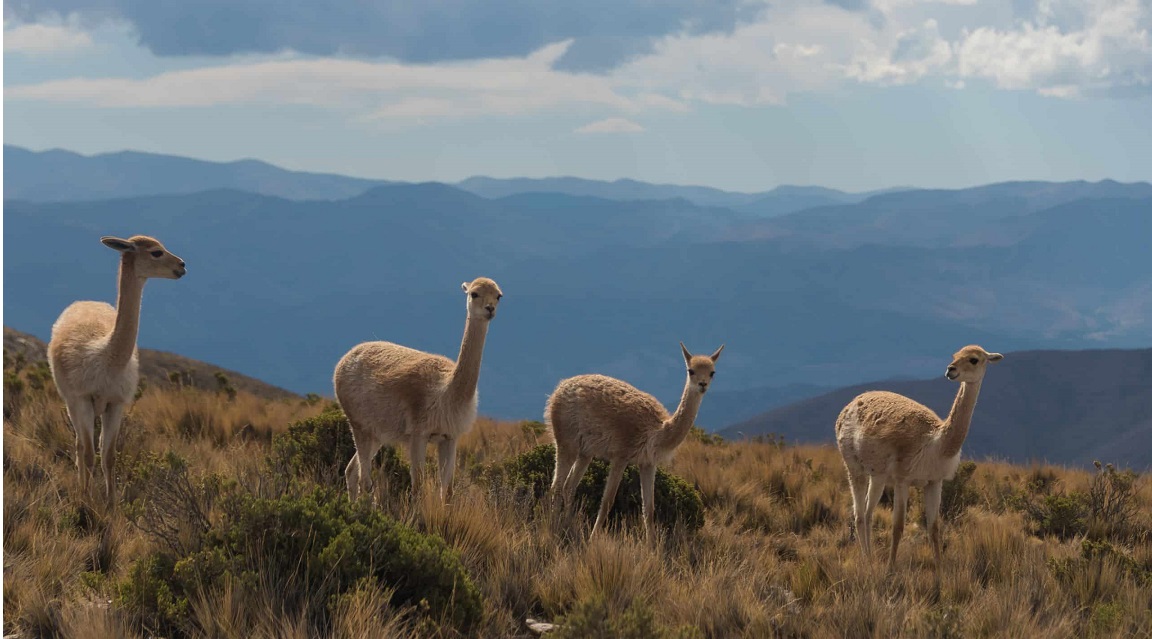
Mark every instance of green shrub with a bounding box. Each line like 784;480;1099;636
940;461;980;521
489;444;705;533
1029;492;1089;540
1087;461;1141;540
553;593;699;639
271;409;409;492
117;486;481;636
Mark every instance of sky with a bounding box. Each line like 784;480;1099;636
3;0;1151;192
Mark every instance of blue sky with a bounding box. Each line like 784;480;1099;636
4;0;1151;192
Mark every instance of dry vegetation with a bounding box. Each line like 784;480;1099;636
4;352;1152;638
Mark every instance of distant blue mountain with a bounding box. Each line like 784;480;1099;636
723;347;1152;469
456;175;907;215
3;145;389;201
6;144;908;214
6;173;1150;440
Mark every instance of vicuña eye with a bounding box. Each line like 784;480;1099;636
687;370;695;376
710;371;715;378
497;294;502;300
969;357;979;365
470;292;479;299
150;250;164;258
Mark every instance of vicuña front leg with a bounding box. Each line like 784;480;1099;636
408;436;427;501
65;398;97;497
639;463;656;541
437;438;457;502
100;401;126;505
924;479;944;584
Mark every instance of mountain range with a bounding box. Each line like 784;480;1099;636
4;145;890;215
722;347;1152;469
4;145;1150;466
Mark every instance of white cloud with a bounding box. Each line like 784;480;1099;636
575;118;646;133
955;0;1152;96
6;41;685;121
4;21;93;54
5;0;1149;124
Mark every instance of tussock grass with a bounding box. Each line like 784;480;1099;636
4;358;1151;638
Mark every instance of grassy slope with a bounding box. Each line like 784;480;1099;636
3;351;1151;638
4;326;301;401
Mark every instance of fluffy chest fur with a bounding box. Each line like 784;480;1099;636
48;301;139;405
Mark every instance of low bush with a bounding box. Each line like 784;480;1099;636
940;460;980;522
117;486;482;636
488;444;705;533
270;409;409;493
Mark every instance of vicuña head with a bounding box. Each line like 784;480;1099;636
462;277;502;321
945;345;1003;382
102;235;187;280
49;234;187;506
835;343;1003;584
682;341;721;395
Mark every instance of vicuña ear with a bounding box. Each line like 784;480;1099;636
680;342;692;364
101;236;136;252
461;282;470;293
986;352;1004;362
710;344;725;362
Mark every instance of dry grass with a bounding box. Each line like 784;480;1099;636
4;366;1151;638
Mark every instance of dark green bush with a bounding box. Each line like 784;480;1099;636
489;444;705;533
1029;492;1089;540
117;486;482;636
940;460;980;521
271;409;409;493
1087;461;1141;540
553;593;699;639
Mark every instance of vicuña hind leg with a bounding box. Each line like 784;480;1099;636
590;462;625;537
847;471;869;555
550;445;578;507
863;477;885;558
563;455;593;509
348;426;382;502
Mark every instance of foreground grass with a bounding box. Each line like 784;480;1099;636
4;361;1151;638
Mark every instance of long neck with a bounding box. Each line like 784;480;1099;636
938;379;982;458
656;379;704;451
106;255;146;369
444;316;489;405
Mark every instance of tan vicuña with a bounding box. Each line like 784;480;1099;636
48;235;187;504
334;277;502;502
835;344;1003;581
546;342;724;539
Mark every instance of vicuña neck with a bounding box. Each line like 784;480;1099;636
939;379;982;458
107;255;146;370
445;315;489;405
656;380;704;451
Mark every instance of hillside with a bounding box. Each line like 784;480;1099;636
722;347;1152;469
3;327;299;401
3;145;389;201
4;345;1151;638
